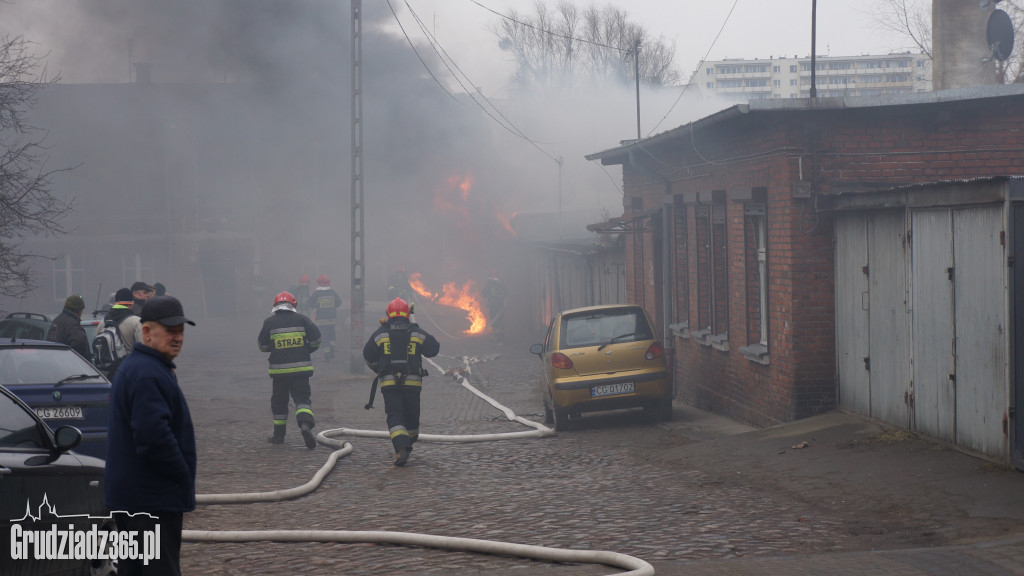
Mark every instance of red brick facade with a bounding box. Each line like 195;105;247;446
594;91;1024;427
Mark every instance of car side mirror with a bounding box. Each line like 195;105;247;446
529;343;544;356
53;426;83;452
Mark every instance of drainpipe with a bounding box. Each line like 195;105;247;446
628;150;672;351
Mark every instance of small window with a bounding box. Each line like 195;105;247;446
53;255;83;302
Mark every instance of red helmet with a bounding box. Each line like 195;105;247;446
274;291;297;307
387;297;410;319
299;275;310;286
317;274;330;286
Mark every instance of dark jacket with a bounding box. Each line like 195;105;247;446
306;288;342;325
258;308;321;376
104;343;197;514
363;317;440;383
46;308;91;360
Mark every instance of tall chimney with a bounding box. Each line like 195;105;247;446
932;0;999;90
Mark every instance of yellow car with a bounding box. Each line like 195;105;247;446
530;304;672;430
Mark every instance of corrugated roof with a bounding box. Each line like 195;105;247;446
586;84;1024;164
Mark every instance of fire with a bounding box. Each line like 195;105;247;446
408;272;488;335
434;172;474;218
496;211;519;237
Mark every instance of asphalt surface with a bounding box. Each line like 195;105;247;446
173;313;1024;575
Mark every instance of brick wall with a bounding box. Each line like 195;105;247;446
614;93;1024;427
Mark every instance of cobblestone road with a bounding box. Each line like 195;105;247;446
173;316;1024;575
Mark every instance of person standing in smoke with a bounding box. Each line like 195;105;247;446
482;272;507;338
258;291;321;449
291;274;311;314
305;274;342;361
363;297;440;467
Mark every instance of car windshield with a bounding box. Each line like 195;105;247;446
560;309;653;349
0;347;104;385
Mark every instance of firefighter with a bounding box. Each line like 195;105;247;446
363;297;440;466
292;275;311;313
305;274;342;361
258;291;321;449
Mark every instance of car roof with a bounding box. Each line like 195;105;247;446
0;337;72;350
558;304;644;316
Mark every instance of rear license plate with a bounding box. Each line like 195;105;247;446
35;406;84;420
591;382;635;398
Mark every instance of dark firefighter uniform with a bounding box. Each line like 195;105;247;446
258;299;322;448
363;302;440;466
306;279;342;361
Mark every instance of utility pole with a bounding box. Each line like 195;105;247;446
810;0;818;98
634;39;641;139
350;0;365;373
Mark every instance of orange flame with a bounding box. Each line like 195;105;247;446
496;211;519;237
408;272;487;335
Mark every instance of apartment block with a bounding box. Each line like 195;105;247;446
697;52;932;101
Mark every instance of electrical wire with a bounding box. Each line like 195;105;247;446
466;0;630;54
384;0;459;103
647;0;741;137
398;1;564;166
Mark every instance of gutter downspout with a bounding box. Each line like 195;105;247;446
628;150;672;353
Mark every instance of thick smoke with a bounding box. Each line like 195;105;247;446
1;1;713;318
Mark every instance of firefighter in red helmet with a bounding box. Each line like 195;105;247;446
258;291;322;448
363;297;440;466
305;274;342;361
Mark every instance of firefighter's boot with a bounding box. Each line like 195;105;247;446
300;422;317;449
394;446;410;467
267;424;286;444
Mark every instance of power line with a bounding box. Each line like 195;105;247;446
384;0;459;102
401;1;563;165
647;0;740;136
466;0;630;54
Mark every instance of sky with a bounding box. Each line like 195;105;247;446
396;0;917;98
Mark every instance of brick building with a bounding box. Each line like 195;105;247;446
586;85;1024;466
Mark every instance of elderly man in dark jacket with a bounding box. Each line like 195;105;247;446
105;295;196;576
46;294;91;359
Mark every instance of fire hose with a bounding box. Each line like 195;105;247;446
184;356;654;576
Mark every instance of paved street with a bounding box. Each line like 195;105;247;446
175;315;1024;575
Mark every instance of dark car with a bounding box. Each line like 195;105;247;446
0;339;111;459
0;384;115;576
0;312;52;341
530;304;672;430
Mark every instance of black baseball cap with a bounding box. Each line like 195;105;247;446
140;295;196;327
131;281;155;293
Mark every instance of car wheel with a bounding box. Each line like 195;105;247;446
552;406;570;431
90;520;118;576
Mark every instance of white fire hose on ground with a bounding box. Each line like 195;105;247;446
184;356;654;576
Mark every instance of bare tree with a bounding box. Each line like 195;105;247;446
871;0;1024;83
0;35;70;297
495;1;680;93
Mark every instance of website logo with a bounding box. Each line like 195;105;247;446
8;494;161;566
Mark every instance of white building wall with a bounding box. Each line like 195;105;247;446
696;52;932;102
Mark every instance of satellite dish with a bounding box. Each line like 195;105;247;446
986;9;1014;62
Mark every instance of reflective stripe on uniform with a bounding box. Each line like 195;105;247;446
269;360;314;375
379;374;422;387
295;406;314;418
389;425;409;440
